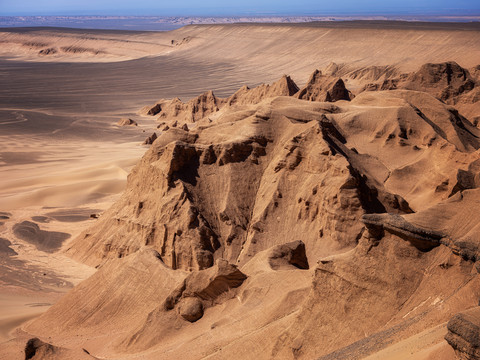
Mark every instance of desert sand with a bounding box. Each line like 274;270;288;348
1;21;480;359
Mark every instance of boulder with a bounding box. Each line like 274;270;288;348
178;297;204;322
164;259;247;322
267;240;309;270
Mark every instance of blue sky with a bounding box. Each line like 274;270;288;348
1;0;479;16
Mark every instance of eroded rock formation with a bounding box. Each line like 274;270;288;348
26;64;480;359
446;307;480;360
295;69;352;102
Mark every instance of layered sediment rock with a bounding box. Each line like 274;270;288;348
446;307;480;360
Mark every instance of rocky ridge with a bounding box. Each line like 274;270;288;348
25;61;480;359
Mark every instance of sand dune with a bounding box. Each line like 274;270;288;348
0;293;53;344
0;27;173;62
2;22;479;78
1;21;480;360
169;22;480;84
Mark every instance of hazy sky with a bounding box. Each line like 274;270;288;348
1;0;479;16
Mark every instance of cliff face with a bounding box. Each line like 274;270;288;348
67;96;371;270
68;78;480;270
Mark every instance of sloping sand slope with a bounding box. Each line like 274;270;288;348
1;22;480;360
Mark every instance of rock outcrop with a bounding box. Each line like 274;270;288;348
24;337;96;360
272;187;480;358
446;307;480;360
363;62;477;106
404;62;476;102
117;118;137;126
295;70;352;102
145;103;162;116
362;213;444;251
27;66;480;360
450;159;480;196
142;72;354;128
69;94;421;270
164;259;247;322
226;75;299;106
146;91;223;124
267;240;309;270
25;338;56;360
143;132;157;145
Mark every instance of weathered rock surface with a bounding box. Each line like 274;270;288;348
450;159;480;196
68;95;412;269
25;338;55;360
226;75;299;106
295;69;351;102
273;217;480;359
267;240;309;270
117;118;137;126
164;259;247;322
403;62;476;102
24;337;96;360
143;132;157;145
363;62;477;104
27;65;480;360
145;103;162;116
362;213;444;250
177;297;204;322
147;90;223;124
143;75;300;127
446;307;480;360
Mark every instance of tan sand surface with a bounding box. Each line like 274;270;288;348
0;21;480;360
363;323;455;360
0;293;54;343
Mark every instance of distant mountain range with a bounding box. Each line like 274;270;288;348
1;15;479;31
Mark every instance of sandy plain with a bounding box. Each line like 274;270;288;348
0;21;480;359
